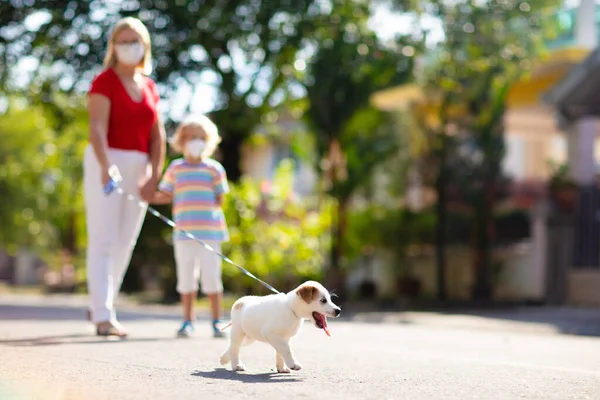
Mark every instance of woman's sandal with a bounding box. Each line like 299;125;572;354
96;322;128;338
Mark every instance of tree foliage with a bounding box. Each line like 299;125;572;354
0;95;88;256
295;0;417;296
137;158;333;301
398;0;562;299
302;0;416;160
1;0;324;180
221;159;332;295
0;0;417;299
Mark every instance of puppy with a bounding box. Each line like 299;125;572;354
219;281;341;373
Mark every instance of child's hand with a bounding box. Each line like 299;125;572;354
150;191;173;205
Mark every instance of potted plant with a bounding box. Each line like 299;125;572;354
548;162;578;211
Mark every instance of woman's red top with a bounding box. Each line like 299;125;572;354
88;68;160;153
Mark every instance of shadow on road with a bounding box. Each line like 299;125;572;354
0;304;195;322
0;333;177;347
191;368;303;383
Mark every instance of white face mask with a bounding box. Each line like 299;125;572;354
185;139;206;158
114;42;145;66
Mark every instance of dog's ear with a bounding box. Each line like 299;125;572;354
297;284;318;303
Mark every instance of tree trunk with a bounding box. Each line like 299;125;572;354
434;143;447;301
64;212;76;254
327;196;349;301
472;178;495;300
218;133;244;183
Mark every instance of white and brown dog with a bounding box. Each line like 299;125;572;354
219;281;341;373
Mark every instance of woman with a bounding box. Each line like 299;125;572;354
84;17;165;337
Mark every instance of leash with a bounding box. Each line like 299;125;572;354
103;166;280;295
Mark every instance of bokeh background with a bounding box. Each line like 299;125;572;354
3;0;598;308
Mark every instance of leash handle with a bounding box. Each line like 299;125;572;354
103;165;122;195
102;171;280;295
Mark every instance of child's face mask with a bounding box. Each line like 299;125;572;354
115;42;145;66
185;139;206;158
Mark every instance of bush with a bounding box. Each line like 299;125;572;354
344;205;436;274
221;159;332;295
129;159;332;301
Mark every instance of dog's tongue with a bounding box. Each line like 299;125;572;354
315;313;330;337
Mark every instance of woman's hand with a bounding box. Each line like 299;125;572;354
101;166;112;187
139;175;158;202
101;164;121;189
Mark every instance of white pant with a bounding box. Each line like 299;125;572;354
174;240;223;294
83;145;149;323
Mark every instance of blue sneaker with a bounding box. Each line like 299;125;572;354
177;320;194;338
212;320;226;338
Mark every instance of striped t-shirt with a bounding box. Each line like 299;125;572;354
158;158;229;242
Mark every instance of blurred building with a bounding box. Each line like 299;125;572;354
240;109;318;198
370;0;600;306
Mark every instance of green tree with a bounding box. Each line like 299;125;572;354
396;0;562;299
0;0;333;293
0;0;321;181
299;0;417;298
0;94;87;257
0;102;55;252
221;159;332;295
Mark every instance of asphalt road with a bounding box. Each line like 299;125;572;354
1;294;599;400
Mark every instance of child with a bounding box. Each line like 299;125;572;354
151;115;229;338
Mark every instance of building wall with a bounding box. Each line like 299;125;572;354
568;270;600;306
240;140;318;197
503;106;567;180
346;242;542;301
240;142;275;181
294;159;319;198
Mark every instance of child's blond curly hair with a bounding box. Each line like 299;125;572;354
170;115;221;157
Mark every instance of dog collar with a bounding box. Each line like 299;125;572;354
290;307;300;319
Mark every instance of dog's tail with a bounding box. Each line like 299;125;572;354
220;321;232;331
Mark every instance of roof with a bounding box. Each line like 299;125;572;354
371;48;589;113
369;83;424;111
544;46;600;122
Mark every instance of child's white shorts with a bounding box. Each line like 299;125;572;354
173;240;223;294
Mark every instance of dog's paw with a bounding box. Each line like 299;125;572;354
219;353;230;365
233;363;246;372
277;366;291;373
290;362;302;371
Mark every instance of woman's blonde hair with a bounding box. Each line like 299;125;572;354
103;17;152;75
170;115;221;158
